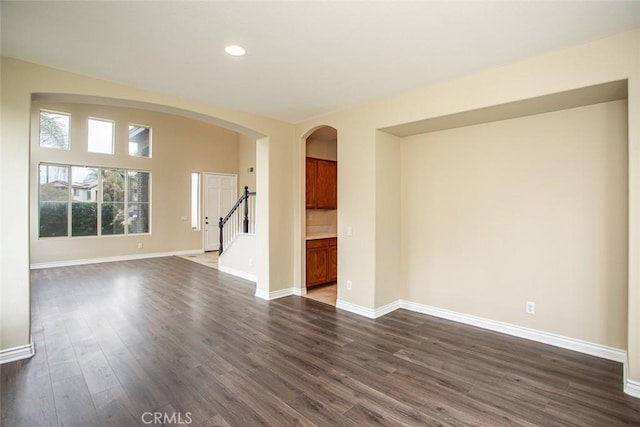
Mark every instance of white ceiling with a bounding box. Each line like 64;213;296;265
3;1;640;124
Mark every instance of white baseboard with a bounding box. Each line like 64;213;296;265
335;299;400;319
336;297;626;364
218;265;257;282
336;299;377;318
255;287;295;300
399;300;627;363
375;300;402;318
0;341;35;364
293;287;307;296
30;249;203;269
625;379;640;398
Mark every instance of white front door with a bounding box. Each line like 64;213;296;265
204;173;237;251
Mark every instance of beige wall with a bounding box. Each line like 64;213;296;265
30;102;240;264
374;130;401;307
1;58;32;353
296;30;640;385
401;101;628;348
238;133;256;195
306;136;337;161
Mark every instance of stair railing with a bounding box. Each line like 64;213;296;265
218;186;256;254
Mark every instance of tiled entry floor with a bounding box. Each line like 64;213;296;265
178;251;218;269
305;283;337;306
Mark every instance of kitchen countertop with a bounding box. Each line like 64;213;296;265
305;232;337;241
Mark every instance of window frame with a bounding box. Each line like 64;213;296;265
191;172;201;230
38;162;152;239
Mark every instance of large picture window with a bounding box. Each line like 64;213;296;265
38;163;151;238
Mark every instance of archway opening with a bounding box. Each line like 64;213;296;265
301;126;338;306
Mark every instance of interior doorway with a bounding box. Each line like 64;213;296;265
203;173;237;251
303;126;338;306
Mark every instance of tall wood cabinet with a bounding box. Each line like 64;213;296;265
306;158;337;209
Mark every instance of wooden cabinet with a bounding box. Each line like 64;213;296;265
305;158;317;209
329;239;338;282
306;158;337;209
306;237;337;288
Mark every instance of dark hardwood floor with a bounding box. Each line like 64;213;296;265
2;256;640;426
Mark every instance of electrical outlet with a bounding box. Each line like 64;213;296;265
346;280;353;291
526;301;535;314
347;226;353;236
137;242;143;249
249;258;253;267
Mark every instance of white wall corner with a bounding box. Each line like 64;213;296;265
374;300;402;318
624;353;640;398
293;287;307;296
625;379;640;398
336;299;399;319
0;340;35;364
336;300;377;319
218;265;257;282
254;287;295;300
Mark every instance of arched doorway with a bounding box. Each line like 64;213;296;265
301;126;338;306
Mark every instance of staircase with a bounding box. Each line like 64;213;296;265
218;186;256;254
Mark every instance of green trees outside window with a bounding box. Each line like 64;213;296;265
102;169;125;235
39;110;70;150
39;164;69;237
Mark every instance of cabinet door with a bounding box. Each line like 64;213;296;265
316;160;337;209
305;158;317;209
306;246;329;287
329;239;338;282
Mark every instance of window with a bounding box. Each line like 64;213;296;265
71;166;98;237
38;163;151;238
127;171;150;234
129;124;151;157
88;118;114;154
39;110;70;150
191;173;200;230
39;164;69;237
102;169;125;235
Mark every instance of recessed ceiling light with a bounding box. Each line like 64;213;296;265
225;45;246;57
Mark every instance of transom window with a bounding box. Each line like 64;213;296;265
39;110;70;150
129;124;152;157
88;118;115;154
